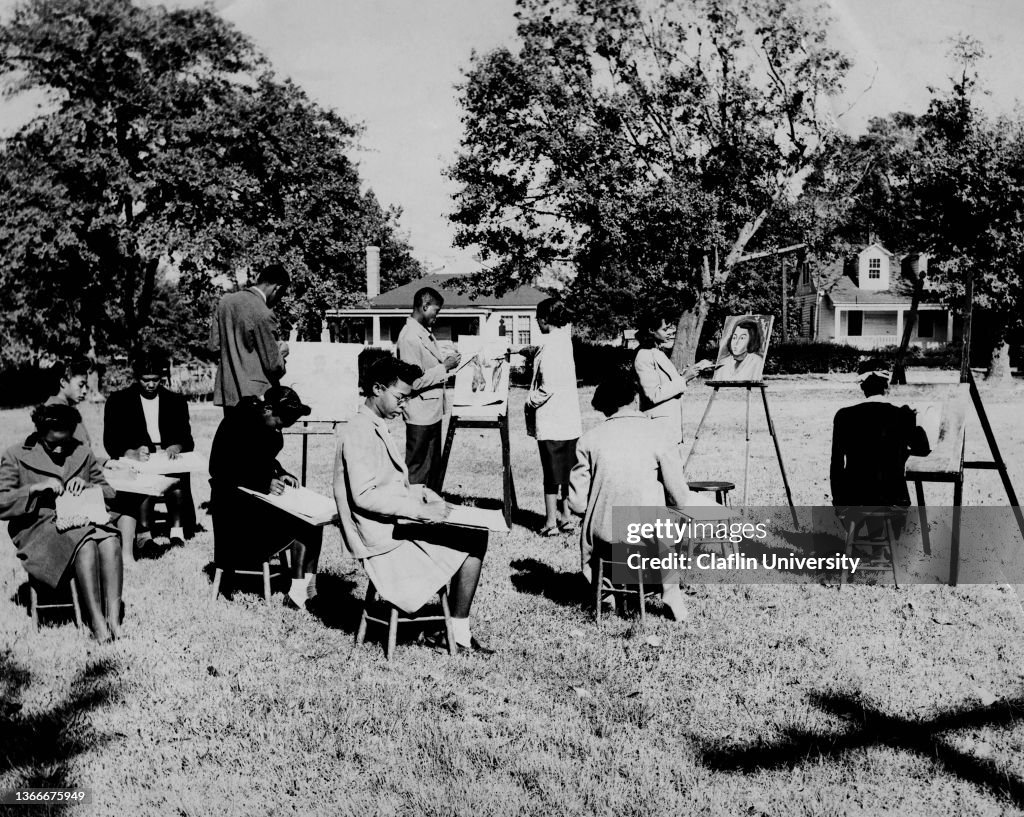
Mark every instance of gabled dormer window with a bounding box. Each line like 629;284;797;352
868;258;881;279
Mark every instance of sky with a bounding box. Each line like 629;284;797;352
2;0;1024;275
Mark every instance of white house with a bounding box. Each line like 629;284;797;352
792;244;958;349
324;271;547;348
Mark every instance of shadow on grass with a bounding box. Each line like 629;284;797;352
1;651;122;814
9;581;78;629
200;561;292;602
698;690;1024;809
306;572;363;635
510;557;590;608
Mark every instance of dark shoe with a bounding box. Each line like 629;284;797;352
456;637;495;656
169;537;185;549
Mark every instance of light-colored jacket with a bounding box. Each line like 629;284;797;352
334;405;435;560
633;346;686;445
529;324;582;441
396;317;449;426
568;410;689;573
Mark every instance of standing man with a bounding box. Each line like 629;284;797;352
209;263;290;414
396;287;460;488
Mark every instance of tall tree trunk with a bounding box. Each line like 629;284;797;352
671;294;710;371
986;340;1013;385
891;274;923;386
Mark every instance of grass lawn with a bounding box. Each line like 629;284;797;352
2;377;1024;815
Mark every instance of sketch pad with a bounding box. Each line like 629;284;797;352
55;486;109;527
238;485;339;526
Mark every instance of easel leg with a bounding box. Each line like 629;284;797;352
499;414;515;526
742;387;752;506
436;416;459;494
969;373;1024;542
760;386;799;529
914;480;930;556
950;476;963;587
684;387;719;471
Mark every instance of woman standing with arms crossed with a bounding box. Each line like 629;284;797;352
633;311;716;449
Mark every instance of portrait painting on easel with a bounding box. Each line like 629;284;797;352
712;315;775;382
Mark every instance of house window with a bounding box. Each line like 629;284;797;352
516;315;531;346
868;258;881;280
917;312;935;338
847;311;863;337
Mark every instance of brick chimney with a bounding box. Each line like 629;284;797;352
366;245;380;300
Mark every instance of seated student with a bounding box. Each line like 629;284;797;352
47;358;140;558
334;349;493;655
568;367;693;622
104;352;196;548
0;404;123;642
831;358;931;531
208;386;322;610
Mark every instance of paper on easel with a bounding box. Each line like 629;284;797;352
55;486;109;528
238;485;339;526
445;505;509;533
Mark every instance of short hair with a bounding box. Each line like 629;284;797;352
591;367;638;415
413;287;444;311
858;357;890;397
536;297;569;327
358;349;422;396
49;358;91;395
264;385;311;423
133;351;169;378
728;319;763;356
635;310;675;349
31;403;81;434
256;263;290;287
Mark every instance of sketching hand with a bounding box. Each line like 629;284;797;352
444;353;461;371
64;477;89;496
269;478;288;496
421;500;451;523
421;486;444;504
280;474;299;489
31;477;64;496
164;445;183;460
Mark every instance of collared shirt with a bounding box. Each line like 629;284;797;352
140;394;161;445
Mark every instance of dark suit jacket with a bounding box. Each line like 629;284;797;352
103;385;195;460
830;399;931;508
209;288;286;407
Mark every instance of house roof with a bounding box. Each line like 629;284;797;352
827;276;942;306
367;273;548;310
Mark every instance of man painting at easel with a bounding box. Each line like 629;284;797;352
396;287;461;488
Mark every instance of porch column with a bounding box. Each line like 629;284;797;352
834;307;842;341
895;308;904;345
946;310;954;342
371;315;381;345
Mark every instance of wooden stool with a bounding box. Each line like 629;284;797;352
593;544;655;622
355;580;456;660
687;481;735;506
29;577;83;630
211;545;292;602
841;510;902;588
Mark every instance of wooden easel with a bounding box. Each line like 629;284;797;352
905;270;1024;585
436;409;519;527
684;380;799;528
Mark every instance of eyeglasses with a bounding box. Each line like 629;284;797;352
387;388;411;407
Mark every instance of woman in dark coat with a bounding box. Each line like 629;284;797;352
208;386;323;609
0;404;122;642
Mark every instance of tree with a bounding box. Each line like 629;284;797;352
0;0;421;365
450;0;848;365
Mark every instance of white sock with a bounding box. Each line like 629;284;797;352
662;584;690;622
288;576;310;606
451;617;472;646
305;572;318;600
170;526;185;540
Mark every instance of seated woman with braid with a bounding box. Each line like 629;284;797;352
0;404;123;642
333;350;493;655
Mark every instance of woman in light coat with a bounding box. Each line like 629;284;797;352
527;298;583;536
633;310;715;449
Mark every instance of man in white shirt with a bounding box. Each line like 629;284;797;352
104;353;196;549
